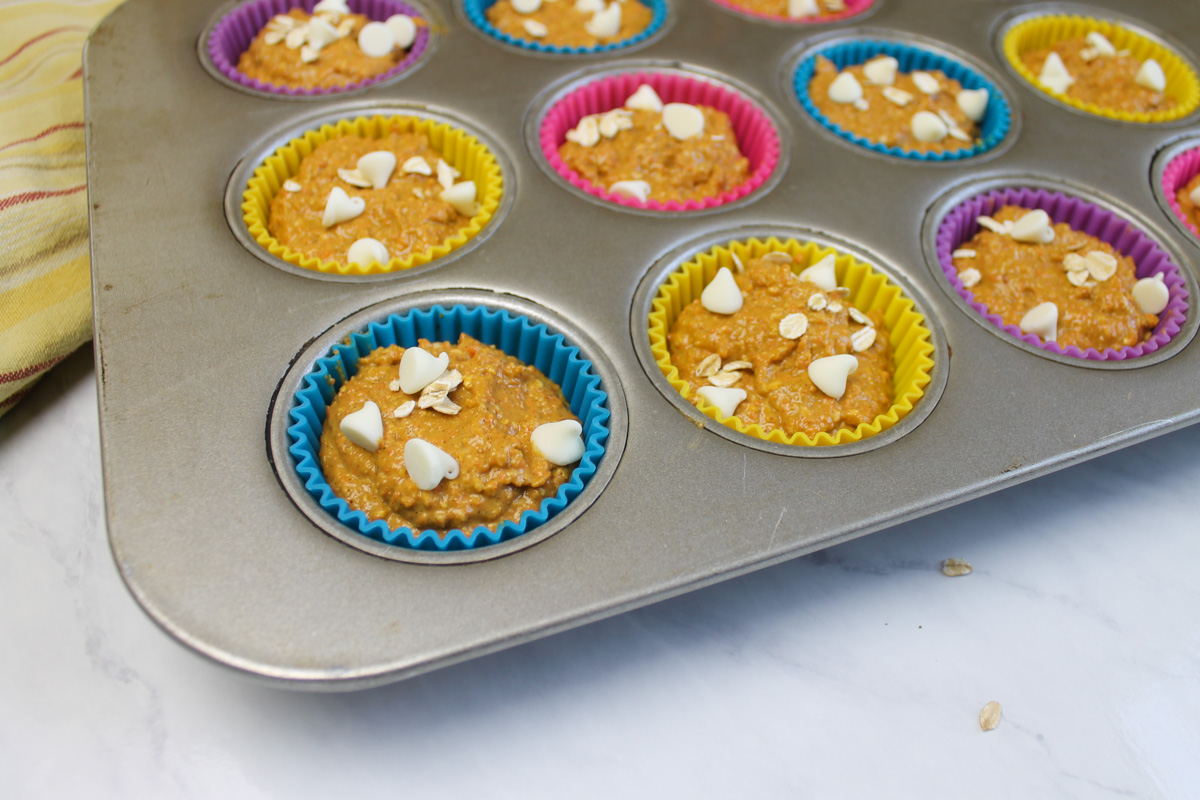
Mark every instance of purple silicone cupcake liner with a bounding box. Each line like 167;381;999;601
935;187;1190;361
206;0;430;97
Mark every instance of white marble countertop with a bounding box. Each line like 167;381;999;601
2;345;1198;798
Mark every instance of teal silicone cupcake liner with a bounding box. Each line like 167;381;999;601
793;39;1012;161
462;0;668;55
287;304;611;551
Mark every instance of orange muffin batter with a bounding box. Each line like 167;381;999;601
320;336;579;533
1175;174;1200;231
810;56;980;153
668;256;894;438
558;107;749;204
725;0;845;19
1020;37;1176;114
486;0;653;48
953;205;1158;350
268;131;468;264
237;9;414;91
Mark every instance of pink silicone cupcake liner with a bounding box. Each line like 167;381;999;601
708;0;873;24
1162;145;1200;239
935;187;1189;361
206;0;430;97
539;72;782;212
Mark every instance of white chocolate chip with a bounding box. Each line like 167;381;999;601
307;17;340;50
357;21;395;57
585;2;621;38
347;237;389;267
531;420;585;466
566;116;601;147
1136;58;1167;92
398;347;450;394
882;86;914;107
662;103;705;140
911;110;948;142
436;159;460;191
828;72;864;104
1010;209;1056;244
952;248;976;259
404;438;459;491
959;267;981;288
340;400;384;452
911;71;940;95
850;326;877;352
863;56;899;86
523;19;548;37
401;156;432;176
386;14;417;49
1085;31;1116;58
314;0;350;15
283;179;302;192
608;180;651;202
1133;274;1170;314
512;0;542;12
337;168;372;188
701;267;743;315
956;88;989;122
696;386;747;418
1019;301;1058;341
787;0;819;17
779;313;809;340
393;400;415;419
440;180;479;217
797;253;838;292
625;84;664;113
1039;51;1075;94
322;186;365;228
808;354;858;399
357;152;396;189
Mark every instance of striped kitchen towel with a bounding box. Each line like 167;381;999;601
0;0;122;417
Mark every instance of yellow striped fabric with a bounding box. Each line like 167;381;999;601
0;0;122;416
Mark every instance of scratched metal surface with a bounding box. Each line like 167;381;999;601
86;0;1200;689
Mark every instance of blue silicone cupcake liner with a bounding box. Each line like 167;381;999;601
286;304;611;551
793;39;1012;161
463;0;668;56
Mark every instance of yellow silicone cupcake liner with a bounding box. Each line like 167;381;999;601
241;115;503;275
1003;15;1200;123
648;237;935;447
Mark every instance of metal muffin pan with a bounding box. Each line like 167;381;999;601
87;0;1200;689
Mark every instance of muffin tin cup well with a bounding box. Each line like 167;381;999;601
997;5;1200;124
200;0;435;99
529;62;786;215
632;227;948;459
788;33;1016;163
924;176;1197;368
1153;136;1200;243
225;102;514;282
460;0;671;57
705;0;875;27
268;291;628;565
